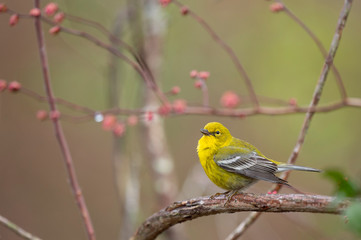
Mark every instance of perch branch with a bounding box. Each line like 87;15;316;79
131;193;351;240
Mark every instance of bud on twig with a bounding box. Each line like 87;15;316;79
29;8;41;17
9;14;19;26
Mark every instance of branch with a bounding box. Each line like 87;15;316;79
33;1;95;240
18;84;361;122
131;193;351;240
0;215;42;240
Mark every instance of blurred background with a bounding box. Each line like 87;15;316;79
1;0;361;239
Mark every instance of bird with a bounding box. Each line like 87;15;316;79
197;122;321;203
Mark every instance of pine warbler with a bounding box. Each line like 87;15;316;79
197;122;320;201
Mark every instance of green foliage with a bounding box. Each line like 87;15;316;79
323;169;361;198
324;169;361;237
345;202;361;237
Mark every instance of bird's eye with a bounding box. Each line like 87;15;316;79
215;131;221;136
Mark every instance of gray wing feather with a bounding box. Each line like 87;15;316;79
215;147;288;185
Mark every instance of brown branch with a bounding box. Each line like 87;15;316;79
18;84;361;122
227;1;353;238
33;1;96;240
131;193;351;240
0;215;42;240
184;97;361;117
172;0;259;108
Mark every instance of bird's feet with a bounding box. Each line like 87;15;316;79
209;190;238;206
210;191;230;200
224;190;238;206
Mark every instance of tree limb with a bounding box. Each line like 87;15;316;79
131;193;351;240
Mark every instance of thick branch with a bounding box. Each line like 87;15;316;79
131;193;350;240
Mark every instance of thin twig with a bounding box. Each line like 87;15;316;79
131;193;351;240
227;1;353;239
15;84;361;122
33;1;96;240
172;0;259;108
0;215;42;240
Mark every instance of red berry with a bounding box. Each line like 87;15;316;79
8;81;21;92
190;70;198;78
0;79;7;91
173;99;187;114
158;103;172;116
36;110;48;121
198;71;210;80
270;2;284;13
53;12;65;23
159;0;171;7
9;14;19;26
220;91;241;108
49;26;61;35
44;3;58;16
49;110;61;120
102;114;116;131
171;86;181;95
113;122;126;137
0;4;7;12
289;98;297;106
180;6;189;15
194;80;203;89
29;8;41;17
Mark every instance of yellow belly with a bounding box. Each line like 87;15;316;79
199;150;255;191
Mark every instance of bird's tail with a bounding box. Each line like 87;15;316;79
276;164;321;173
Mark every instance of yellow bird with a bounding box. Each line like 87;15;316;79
197;122;320;201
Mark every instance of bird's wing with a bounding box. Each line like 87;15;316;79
214;146;288;185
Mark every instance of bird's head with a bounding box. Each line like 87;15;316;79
199;122;232;150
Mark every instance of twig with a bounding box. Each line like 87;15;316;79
184;97;361;116
227;1;353;239
172;0;259;108
33;1;96;240
131;193;351;240
0;215;42;240
14;84;361;122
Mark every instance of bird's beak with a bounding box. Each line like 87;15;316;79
200;128;211;136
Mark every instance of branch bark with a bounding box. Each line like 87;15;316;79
131;193;351;240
